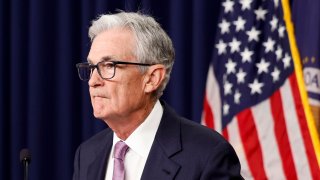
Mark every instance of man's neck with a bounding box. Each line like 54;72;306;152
105;100;157;140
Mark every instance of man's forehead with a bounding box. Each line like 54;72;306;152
87;29;135;63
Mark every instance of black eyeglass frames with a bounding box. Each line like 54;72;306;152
76;60;155;81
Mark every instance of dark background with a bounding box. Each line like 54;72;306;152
0;0;296;179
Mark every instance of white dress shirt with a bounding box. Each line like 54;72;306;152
105;100;163;180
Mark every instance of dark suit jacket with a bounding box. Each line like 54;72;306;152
73;101;243;180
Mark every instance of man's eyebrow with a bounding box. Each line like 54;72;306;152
87;56;114;64
87;59;93;64
101;56;114;61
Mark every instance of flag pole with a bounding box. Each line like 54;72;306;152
282;0;320;167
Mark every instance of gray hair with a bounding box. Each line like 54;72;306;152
88;12;175;98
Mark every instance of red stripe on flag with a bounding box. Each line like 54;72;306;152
222;128;229;141
203;94;214;129
289;74;320;179
237;109;267;180
270;90;298;179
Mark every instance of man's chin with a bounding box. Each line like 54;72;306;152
93;109;105;119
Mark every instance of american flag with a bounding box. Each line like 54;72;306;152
201;0;320;179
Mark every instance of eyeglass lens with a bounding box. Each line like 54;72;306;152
77;61;115;81
77;64;92;81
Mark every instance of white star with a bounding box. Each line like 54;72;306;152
256;58;270;74
233;16;246;32
254;7;268;21
271;67;280;82
222;0;235;13
225;58;237;74
248;79;264;94
263;37;275;53
236;68;247;84
275;45;283;60
240;47;254;63
240;0;253;10
223;103;230;115
229;38;241;53
246;27;261;42
219;19;231;34
216;40;227;55
224;80;233;95
278;25;286;38
234;90;241;104
282;53;291;69
269;16;278;32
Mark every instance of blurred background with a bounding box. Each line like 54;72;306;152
1;0;319;179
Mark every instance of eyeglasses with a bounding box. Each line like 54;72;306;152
76;60;155;81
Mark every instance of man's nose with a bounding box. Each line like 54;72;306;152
88;68;103;87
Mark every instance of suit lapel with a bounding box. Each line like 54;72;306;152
141;101;182;180
87;130;113;180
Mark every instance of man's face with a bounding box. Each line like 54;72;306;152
87;28;147;121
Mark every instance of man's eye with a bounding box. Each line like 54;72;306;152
101;62;114;69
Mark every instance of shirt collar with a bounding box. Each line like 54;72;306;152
112;100;163;158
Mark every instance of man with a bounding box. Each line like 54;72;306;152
73;12;243;180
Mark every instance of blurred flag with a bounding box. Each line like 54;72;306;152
202;0;320;179
292;0;320;135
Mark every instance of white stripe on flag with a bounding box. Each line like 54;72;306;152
251;99;286;179
228;117;253;179
281;79;312;180
205;65;222;132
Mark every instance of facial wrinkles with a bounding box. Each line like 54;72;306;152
89;30;133;90
115;68;144;107
88;28;150;121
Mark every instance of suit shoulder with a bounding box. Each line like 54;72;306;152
180;118;229;147
161;101;228;147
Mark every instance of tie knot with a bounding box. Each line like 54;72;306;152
114;141;129;160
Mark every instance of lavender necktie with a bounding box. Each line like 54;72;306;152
112;141;129;180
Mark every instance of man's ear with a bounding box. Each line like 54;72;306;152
143;64;166;93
